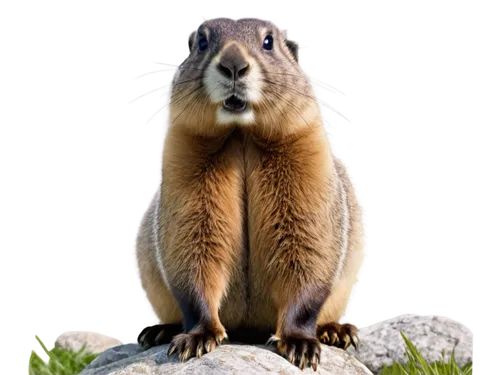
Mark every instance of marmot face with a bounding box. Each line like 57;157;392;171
170;18;320;138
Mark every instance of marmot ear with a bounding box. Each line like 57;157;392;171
285;40;299;62
188;31;196;52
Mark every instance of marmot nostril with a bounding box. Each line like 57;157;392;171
217;63;233;79
217;61;250;80
237;63;249;78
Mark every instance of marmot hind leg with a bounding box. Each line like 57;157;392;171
315;246;363;350
136;190;183;348
315;156;364;350
315;276;360;350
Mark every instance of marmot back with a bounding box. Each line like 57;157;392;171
136;18;364;371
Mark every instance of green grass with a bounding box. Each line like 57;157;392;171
29;336;99;375
381;331;473;375
28;331;473;375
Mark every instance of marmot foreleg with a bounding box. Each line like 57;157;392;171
246;129;340;370
139;127;246;361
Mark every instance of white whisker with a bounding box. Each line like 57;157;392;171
152;60;179;69
317;84;344;96
321;99;354;126
132;68;175;81
144;105;166;126
313;78;345;95
127;85;168;105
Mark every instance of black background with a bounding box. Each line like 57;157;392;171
27;6;484;354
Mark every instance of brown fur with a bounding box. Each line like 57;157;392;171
136;18;364;371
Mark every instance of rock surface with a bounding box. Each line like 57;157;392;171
79;314;473;374
81;343;373;374
55;331;122;354
347;314;473;374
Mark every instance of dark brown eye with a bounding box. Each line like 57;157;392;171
198;34;208;52
263;35;273;51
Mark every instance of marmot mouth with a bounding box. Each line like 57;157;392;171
223;95;247;112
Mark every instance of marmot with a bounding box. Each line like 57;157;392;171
136;18;364;371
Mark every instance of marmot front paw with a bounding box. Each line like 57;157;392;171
267;332;321;371
168;325;227;361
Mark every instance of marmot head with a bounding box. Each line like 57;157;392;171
170;18;320;139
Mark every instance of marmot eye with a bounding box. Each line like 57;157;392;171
263;35;273;51
198;35;209;52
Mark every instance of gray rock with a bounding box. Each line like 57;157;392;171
55;331;122;354
81;343;373;374
84;344;144;369
347;314;473;374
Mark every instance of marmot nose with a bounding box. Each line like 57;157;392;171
217;45;249;80
218;60;249;80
